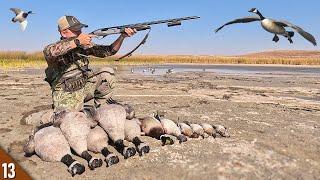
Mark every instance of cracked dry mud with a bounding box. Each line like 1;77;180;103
0;66;319;179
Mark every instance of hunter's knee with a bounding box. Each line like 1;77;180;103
98;68;116;88
99;67;115;75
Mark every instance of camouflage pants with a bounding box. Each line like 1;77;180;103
52;67;116;112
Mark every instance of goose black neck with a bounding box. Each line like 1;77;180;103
114;140;125;152
22;13;29;18
256;10;265;20
101;147;111;157
132;137;142;146
61;154;76;167
81;151;93;162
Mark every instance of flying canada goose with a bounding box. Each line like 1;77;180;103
10;8;34;31
215;8;317;46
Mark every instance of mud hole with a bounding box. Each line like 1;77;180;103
0;67;319;180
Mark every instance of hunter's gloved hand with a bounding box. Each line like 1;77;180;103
121;28;137;38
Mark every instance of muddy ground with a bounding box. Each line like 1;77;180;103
0;65;319;179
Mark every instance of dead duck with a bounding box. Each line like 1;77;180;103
95;104;136;159
87;126;119;167
138;116;165;139
177;122;193;137
10;8;34;31
24;126;85;177
213;125;230;138
201;123;216;138
154;115;187;143
125;119;150;156
185;121;206;138
215;8;317;46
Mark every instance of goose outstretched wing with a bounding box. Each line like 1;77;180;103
275;20;317;46
10;8;22;15
214;16;261;33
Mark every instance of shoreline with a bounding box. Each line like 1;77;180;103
2;63;320;72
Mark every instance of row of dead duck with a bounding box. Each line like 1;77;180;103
140;111;230;146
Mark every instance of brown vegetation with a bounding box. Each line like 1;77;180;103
0;50;319;69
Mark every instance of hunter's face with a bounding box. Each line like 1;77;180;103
60;28;82;38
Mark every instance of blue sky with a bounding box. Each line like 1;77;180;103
1;0;319;55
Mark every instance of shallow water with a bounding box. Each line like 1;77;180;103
2;64;320;76
132;65;320;76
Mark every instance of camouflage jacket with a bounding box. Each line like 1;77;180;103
43;38;116;89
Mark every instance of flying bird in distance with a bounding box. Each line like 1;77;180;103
10;8;35;31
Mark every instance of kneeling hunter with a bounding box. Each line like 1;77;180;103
43;15;136;113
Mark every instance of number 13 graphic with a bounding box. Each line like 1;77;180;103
2;163;15;179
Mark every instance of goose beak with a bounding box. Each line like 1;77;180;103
248;8;256;13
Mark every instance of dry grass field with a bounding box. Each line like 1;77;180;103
0;50;320;70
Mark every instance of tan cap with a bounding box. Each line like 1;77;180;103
58;15;88;31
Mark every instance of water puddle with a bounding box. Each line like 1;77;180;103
2;65;320;76
131;65;320;76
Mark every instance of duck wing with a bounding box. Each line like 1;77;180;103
275;20;317;46
214;16;261;33
10;8;22;15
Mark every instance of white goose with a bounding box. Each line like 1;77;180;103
10;8;34;31
215;8;317;46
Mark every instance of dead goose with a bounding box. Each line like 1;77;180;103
87;126;119;167
215;8;317;46
24;126;85;176
95;104;136;159
154;116;187;143
10;8;34;31
58;112;103;170
124;119;150;156
106;98;135;120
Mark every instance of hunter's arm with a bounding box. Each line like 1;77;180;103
43;39;77;62
110;34;126;53
85;34;126;58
